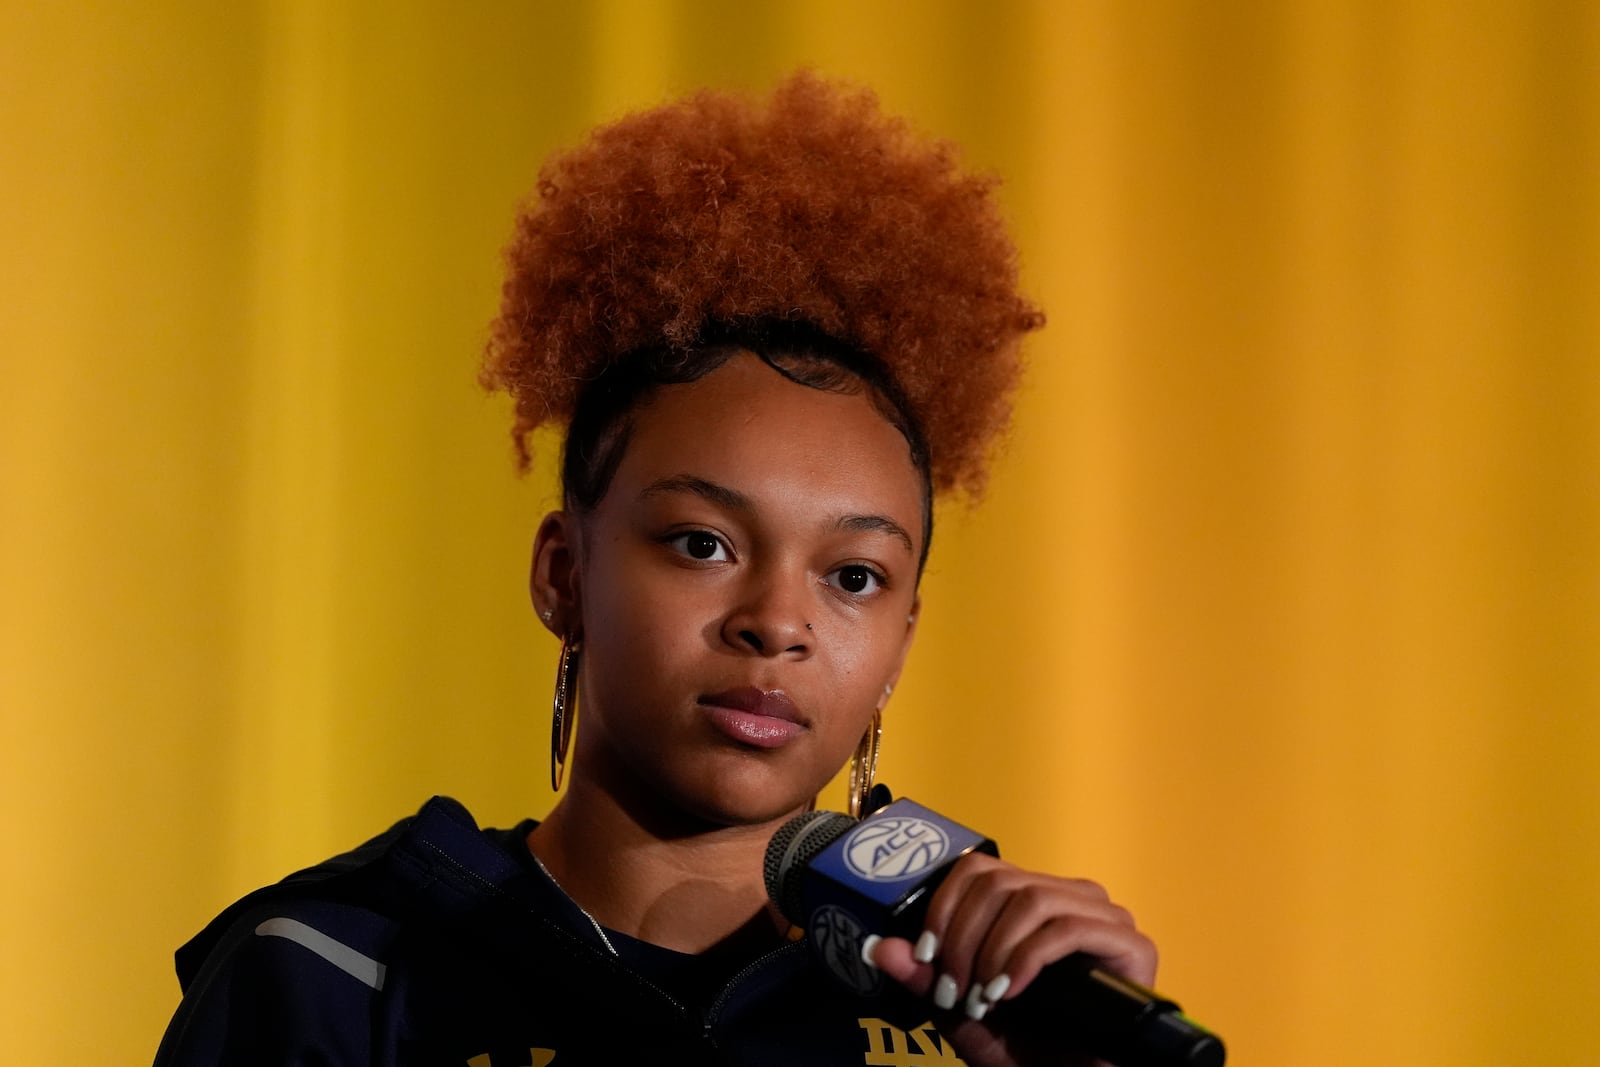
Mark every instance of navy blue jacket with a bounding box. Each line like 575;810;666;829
155;797;959;1066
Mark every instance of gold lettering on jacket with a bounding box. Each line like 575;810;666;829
465;1050;556;1067
858;1018;968;1065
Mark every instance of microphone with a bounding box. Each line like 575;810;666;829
764;796;1226;1067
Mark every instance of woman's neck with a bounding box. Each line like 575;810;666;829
525;776;796;956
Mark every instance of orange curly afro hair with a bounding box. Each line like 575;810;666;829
482;70;1043;497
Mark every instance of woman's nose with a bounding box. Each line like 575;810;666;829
721;571;813;656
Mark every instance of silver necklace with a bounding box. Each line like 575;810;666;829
529;852;620;957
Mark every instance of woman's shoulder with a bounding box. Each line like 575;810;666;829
174;796;537;985
156;797;552;1065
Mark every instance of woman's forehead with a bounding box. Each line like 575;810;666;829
606;355;924;530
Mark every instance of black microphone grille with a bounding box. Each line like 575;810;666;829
763;809;856;925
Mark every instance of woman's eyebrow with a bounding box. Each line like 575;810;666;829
641;475;913;555
837;514;915;556
640;474;750;511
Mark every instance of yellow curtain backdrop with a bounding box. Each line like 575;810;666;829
3;2;1596;1063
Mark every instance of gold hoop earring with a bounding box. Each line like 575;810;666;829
550;635;581;791
847;708;882;820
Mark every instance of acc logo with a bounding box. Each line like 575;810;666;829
843;816;950;882
810;904;883;995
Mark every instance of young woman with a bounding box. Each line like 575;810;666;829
156;73;1157;1067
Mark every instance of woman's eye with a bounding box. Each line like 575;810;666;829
669;530;729;562
827;565;883;596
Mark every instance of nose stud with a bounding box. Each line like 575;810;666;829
805;622;814;631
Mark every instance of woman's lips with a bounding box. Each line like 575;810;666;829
700;687;807;749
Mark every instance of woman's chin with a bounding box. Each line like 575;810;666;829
677;790;814;831
609;742;811;823
663;769;824;831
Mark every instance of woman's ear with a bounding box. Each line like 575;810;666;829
530;510;582;638
878;595;921;711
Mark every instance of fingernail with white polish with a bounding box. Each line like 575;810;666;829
965;982;988;1019
983;973;1011;1002
859;934;882;969
934;974;959;1010
913;930;939;963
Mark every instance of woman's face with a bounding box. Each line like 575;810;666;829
536;353;924;827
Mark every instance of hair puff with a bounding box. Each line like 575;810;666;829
482;70;1043;496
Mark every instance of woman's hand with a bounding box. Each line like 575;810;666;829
862;852;1158;1067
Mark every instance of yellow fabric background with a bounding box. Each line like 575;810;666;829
3;2;1597;1063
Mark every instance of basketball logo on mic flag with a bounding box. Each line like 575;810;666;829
769;798;998;1001
808;904;883;995
843;816;951;881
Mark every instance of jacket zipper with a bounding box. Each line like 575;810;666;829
417;839;698;1027
702;939;810;1045
419;835;813;1052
